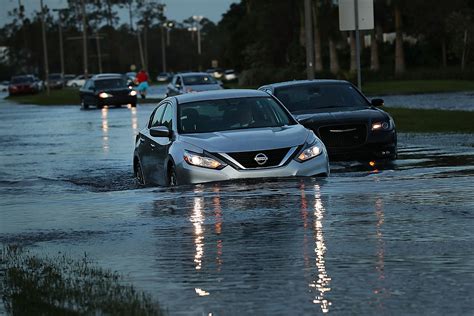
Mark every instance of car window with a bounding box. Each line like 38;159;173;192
161;104;173;130
150;103;168;128
182;75;217;85
83;80;91;89
274;83;369;113
175;76;182;87
178;97;296;134
95;79;126;89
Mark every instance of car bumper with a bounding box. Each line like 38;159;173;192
98;96;137;106
327;130;397;161
175;153;329;185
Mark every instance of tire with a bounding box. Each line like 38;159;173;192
81;98;89;110
135;160;146;186
131;102;137;108
167;164;178;187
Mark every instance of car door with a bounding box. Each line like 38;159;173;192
139;102;168;182
80;80;95;105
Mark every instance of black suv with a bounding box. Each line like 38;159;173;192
79;74;137;109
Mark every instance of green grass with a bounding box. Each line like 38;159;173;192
362;80;474;96
0;245;166;315
5;87;162;105
385;107;474;133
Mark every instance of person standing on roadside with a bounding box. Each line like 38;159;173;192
136;69;149;99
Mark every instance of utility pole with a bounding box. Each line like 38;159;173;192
161;25;167;72
53;9;65;76
40;0;50;95
304;0;315;79
354;0;362;90
80;0;88;79
95;31;103;73
193;15;203;71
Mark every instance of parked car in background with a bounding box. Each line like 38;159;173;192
63;74;76;85
0;80;9;92
156;72;173;83
79;74;137;109
166;72;223;96
259;80;397;161
133;89;329;186
125;72;137;86
47;73;64;89
223;69;238;82
67;75;89;88
206;68;225;79
8;75;42;96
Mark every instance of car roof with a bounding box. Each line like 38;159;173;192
178;72;213;77
263;79;350;89
174;89;269;104
92;73;123;79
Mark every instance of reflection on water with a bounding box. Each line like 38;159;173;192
373;197;389;308
310;184;332;313
130;107;138;135
101;107;109;153
213;186;223;270
191;188;205;271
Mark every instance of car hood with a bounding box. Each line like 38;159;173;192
186;84;222;92
294;107;388;126
179;124;309;153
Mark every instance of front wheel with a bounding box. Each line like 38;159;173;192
135;161;146;186
81;98;89;110
131;102;137;108
167;164;178;187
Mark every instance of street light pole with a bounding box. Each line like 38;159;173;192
355;0;362;90
161;24;167;73
193;15;203;71
40;0;50;95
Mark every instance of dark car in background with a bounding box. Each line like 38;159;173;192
79;74;137;109
8;75;42;96
47;73;64;89
259;80;397;161
166;72;223;96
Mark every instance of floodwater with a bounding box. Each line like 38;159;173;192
1;97;474;315
373;91;474;111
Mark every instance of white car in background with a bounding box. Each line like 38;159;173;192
66;75;90;88
0;80;9;92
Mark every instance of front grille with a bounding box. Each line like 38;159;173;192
225;147;291;169
318;124;367;148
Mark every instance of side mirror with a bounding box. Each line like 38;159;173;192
150;126;171;138
371;98;384;107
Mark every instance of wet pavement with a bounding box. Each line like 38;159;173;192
1;97;474;315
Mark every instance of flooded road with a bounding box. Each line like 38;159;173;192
1;98;473;315
373;91;474;111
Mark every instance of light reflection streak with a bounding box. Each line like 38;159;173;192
101;107;109;153
195;288;210;296
300;182;311;269
309;184;332;313
213;186;223;270
130;106;138;135
191;190;205;270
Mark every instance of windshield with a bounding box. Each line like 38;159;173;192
274;83;369;113
178;97;295;134
95;79;126;89
182;75;218;85
11;76;33;84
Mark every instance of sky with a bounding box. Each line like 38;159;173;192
0;0;237;26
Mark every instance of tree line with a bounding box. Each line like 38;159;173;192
0;0;473;83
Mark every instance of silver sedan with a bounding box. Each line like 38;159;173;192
133;90;329;186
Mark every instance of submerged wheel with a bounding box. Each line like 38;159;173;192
131;102;137;108
135;160;146;186
167;164;178;187
81;98;89;110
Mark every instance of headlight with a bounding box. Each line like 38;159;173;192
372;118;394;131
296;142;323;162
99;92;112;98
184;151;225;169
129;90;137;96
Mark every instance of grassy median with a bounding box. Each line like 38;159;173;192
0;245;166;315
385;107;474;133
4;87;162;105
